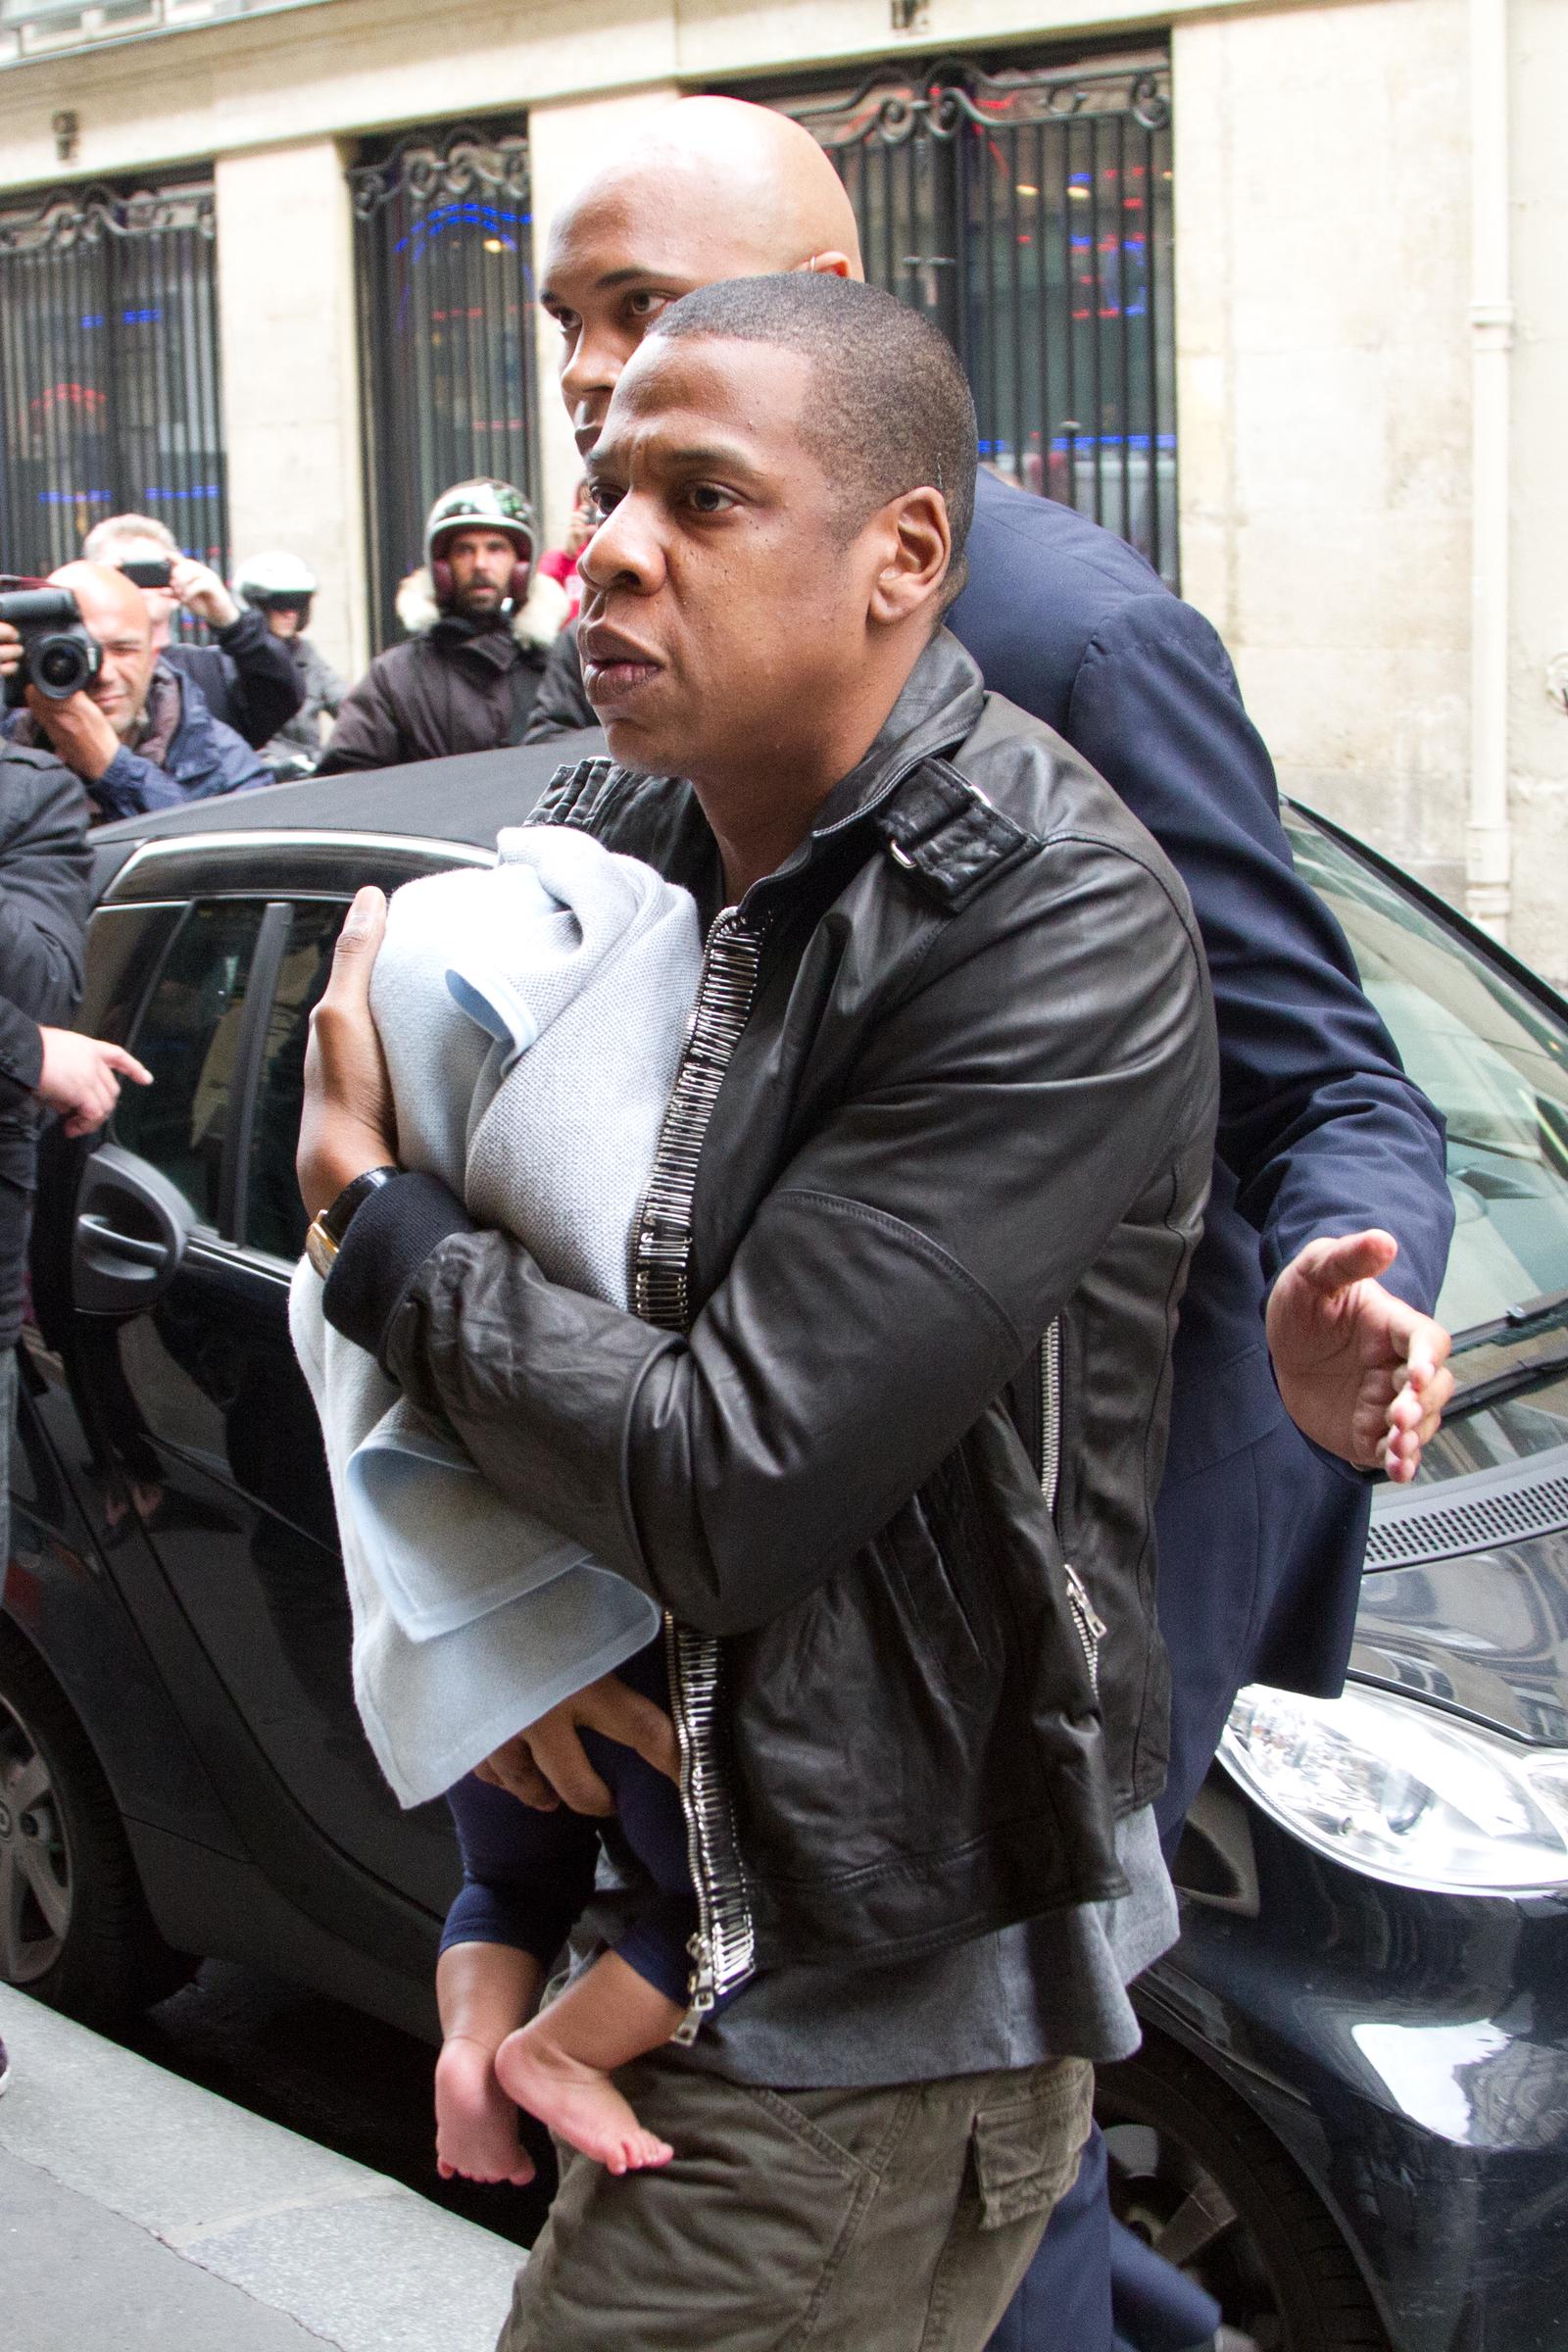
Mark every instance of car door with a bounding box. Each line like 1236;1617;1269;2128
41;831;488;1933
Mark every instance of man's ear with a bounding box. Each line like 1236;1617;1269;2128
805;251;855;280
866;488;952;629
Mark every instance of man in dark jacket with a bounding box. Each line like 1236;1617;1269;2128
83;512;303;751
0;741;150;1548
294;269;1424;2350
0;564;270;822
316;480;567;774
0;732;152;2104
466;96;1457;2352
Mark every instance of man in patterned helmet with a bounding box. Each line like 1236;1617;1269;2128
316;477;568;774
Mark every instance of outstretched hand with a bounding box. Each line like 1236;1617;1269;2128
36;1028;152;1136
1265;1229;1453;1483
475;1674;682;1816
297;885;396;1220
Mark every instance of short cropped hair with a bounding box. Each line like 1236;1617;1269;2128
650;274;978;608
83;513;177;560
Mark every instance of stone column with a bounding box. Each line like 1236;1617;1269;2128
213;137;368;684
525;84;679;546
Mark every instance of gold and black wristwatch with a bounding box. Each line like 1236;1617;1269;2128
304;1165;399;1281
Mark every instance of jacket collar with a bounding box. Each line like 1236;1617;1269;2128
802;628;986;844
539;630;1000;921
736;628;988;911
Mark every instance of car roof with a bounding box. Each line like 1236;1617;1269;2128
88;735;610;893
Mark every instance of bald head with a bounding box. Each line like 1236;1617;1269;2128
541;98;865;463
49;562;156;738
51;562;150;642
553;98;861;283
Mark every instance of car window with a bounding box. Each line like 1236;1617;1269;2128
245;904;346;1263
1286;811;1568;1336
114;900;267;1234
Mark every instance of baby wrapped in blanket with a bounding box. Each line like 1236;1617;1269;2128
291;822;714;2179
291;822;702;1806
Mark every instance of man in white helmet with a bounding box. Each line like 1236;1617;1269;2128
231;552;347;764
316;479;568;775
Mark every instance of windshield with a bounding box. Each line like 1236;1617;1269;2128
1284;809;1568;1343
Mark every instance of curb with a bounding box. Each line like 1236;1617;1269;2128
0;1984;521;2351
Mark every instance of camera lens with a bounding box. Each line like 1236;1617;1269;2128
31;633;94;699
38;644;78;688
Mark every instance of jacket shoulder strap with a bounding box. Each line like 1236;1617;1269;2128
875;758;1038;912
531;754;624;832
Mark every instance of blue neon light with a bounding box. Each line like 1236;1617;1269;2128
394;201;530;259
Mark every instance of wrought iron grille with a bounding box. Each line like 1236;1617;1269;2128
350;122;540;653
0;174;225;577
775;52;1177;586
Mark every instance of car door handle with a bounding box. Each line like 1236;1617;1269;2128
75;1213;172;1269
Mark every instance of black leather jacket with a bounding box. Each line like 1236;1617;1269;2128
327;633;1218;1979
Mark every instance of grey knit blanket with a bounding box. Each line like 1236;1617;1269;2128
290;825;703;1806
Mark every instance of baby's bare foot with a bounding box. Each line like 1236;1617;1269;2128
496;2027;673;2175
434;2035;536;2185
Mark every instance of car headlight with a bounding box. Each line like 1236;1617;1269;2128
1219;1682;1568;1894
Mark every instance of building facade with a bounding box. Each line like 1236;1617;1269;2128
0;0;1562;977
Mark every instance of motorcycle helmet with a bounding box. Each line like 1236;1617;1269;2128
424;478;536;609
232;550;318;617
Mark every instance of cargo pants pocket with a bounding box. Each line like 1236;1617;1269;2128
970;2056;1095;2231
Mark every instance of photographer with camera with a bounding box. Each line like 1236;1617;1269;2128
1;564;270;821
82;513;303;753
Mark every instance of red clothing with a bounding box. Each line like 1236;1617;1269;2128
539;547;582;619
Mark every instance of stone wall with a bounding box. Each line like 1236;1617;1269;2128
1173;0;1471;912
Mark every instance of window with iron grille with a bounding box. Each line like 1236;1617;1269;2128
0;172;225;578
350;122;540;655
765;50;1177;587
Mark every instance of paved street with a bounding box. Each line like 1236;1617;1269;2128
123;1959;554;2251
0;1981;529;2352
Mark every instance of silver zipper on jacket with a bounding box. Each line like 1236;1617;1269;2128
632;908;765;2042
1039;1318;1106;1695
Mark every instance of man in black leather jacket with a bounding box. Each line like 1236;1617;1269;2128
297;272;1232;2346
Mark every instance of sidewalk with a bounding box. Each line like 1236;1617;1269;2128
0;1984;523;2352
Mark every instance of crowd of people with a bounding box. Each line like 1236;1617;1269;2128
1;90;1459;2352
0;471;587;820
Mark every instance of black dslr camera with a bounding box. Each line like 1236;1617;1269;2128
0;579;102;710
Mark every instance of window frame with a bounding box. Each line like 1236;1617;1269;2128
114;892;331;1256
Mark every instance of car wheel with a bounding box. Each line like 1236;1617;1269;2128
0;1629;188;2029
1097;2026;1391;2352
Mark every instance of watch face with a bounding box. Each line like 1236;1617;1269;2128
305;1219;337;1281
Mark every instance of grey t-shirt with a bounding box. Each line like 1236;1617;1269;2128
582;1803;1176;2090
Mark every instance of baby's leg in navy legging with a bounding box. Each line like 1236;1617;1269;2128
495;1642;698;2172
436;1771;599;2185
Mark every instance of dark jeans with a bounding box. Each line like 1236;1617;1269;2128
985;2124;1111;2352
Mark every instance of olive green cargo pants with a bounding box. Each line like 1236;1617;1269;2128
494;2051;1094;2352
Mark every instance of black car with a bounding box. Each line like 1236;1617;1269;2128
5;746;1568;2352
